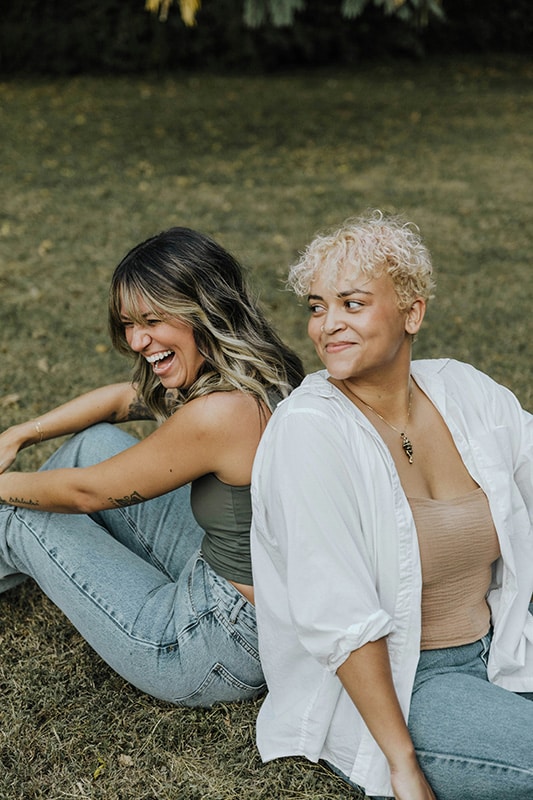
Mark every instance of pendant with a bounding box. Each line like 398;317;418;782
401;433;414;464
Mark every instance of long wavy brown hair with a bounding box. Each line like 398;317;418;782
108;226;304;421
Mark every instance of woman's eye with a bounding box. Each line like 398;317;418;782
345;300;363;310
308;304;324;314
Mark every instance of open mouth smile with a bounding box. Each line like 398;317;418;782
145;350;175;373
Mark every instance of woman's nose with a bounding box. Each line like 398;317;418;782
322;309;345;334
128;326;151;352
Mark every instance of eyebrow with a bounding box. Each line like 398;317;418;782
308;287;374;301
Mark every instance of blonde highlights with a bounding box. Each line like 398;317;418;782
109;227;304;421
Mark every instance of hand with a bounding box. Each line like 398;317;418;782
336;641;437;800
0;424;27;473
390;760;437;800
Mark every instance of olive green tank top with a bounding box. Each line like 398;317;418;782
190;389;283;586
191;474;253;584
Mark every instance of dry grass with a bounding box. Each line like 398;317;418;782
1;54;532;798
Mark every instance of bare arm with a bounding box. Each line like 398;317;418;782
337;639;436;800
0;383;151;474
0;391;263;514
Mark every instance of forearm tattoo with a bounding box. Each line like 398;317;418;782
109;490;147;508
0;494;39;507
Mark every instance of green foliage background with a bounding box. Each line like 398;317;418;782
1;55;532;799
1;0;532;74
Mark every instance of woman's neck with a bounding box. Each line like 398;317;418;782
330;370;414;421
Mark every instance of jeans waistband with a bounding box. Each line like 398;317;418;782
197;552;256;625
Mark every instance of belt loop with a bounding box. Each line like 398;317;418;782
229;595;247;624
480;629;492;665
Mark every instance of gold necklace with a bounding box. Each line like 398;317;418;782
343;381;414;464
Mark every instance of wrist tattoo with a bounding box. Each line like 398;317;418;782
109;490;147;508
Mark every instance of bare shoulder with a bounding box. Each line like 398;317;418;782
182;391;265;434
159;390;266;437
163;391;267;484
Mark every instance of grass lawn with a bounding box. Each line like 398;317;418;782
1;54;532;799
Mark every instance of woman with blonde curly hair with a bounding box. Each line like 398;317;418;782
0;226;304;706
251;211;533;799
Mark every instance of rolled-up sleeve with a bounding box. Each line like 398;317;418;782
252;398;395;672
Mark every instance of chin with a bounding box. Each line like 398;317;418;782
325;366;352;380
158;376;182;390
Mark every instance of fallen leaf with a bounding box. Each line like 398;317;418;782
1;393;20;407
37;239;53;257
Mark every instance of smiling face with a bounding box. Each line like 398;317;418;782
307;269;424;383
120;296;205;390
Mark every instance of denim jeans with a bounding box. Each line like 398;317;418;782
408;632;533;800
325;632;533;799
0;424;265;706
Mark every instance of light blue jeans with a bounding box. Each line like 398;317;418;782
326;631;533;799
0;424;265;706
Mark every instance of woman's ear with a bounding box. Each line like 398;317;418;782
405;297;426;336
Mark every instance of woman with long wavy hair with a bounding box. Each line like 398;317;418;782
0;226;304;706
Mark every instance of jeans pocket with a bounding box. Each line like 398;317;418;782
174;661;266;707
202;558;259;648
174;556;265;706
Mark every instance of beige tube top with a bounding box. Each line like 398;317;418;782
408;488;501;650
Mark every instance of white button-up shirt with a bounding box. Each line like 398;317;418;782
251;359;533;797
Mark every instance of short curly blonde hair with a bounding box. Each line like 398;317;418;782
288;210;436;311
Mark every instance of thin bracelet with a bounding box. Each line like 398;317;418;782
34;421;44;443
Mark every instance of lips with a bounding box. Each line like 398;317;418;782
145;350;175;374
325;341;355;353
